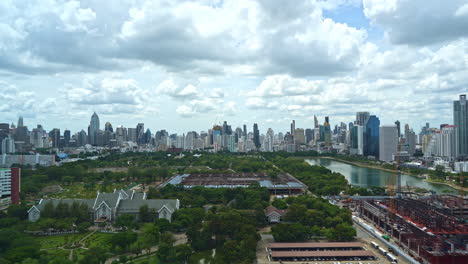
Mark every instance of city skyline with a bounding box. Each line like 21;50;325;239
1;1;468;133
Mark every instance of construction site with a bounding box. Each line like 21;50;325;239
353;194;467;264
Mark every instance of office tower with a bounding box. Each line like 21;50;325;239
89;112;100;145
1;135;15;154
144;129;152;144
264;128;274;152
364;115;380;158
15;116;28;143
294;128;305;145
454;94;467;156
440;125;459;160
49;128;61;148
128;128;137;142
136;123;144;145
356;112;370;126
77;130;87;146
406;130;417;155
62;129;70;147
379;125;398;162
105;122;113;132
17;116;24;128
30;128;43;148
253;123;260;149
95;130;104;146
305;128;313;144
115;126;126;146
0;168;20;206
291;120;295;135
322;117;331;145
395;120;401;138
243;125;247;139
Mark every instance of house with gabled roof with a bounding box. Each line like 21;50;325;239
265;205;288;223
28;189;179;223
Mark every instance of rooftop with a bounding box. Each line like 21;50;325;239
270;250;374;258
268;242;364;249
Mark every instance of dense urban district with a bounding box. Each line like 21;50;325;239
0;94;466;264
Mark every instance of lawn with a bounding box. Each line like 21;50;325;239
83;232;114;250
130;256;161;264
35;232;90;249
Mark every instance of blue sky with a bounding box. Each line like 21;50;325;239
1;0;467;135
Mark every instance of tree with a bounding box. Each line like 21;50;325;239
271;223;311;242
42;202;55;218
139;205;152;222
79;247;108;264
139;223;160;253
7;204;28;220
175;244;192;263
115;214;137;230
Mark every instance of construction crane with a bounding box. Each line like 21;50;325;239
388;138;403;219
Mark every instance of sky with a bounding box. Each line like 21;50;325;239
1;0;468;134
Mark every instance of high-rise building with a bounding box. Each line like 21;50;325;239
128;128;137;142
0;168;20;206
356;112;370;126
291;120;295;135
294;128;305;145
136;123;144;145
253;123;260;149
1;135;15;154
17;116;24;128
454;94;467;156
77;130;87;146
440;125;459;160
89;112;100;145
105;122;113;133
364;115;380;158
243;124;247;139
64;129;71;147
395;120;401;138
379;125;398;162
305;128;313;144
49;128;61;148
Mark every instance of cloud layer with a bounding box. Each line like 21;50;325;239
0;0;467;133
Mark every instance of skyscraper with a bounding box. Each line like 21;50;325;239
89;112;100;145
379;125;398;162
243;124;247;139
364;115;380;158
136;123;144;145
291;120;295;135
253;123;260;149
395;120;401;138
305;128;313;144
17;116;23;128
454;94;467;156
356;112;370;126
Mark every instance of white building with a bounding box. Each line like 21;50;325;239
454;162;468;173
379;125;398;162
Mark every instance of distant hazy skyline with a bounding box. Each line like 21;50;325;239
1;0;467;133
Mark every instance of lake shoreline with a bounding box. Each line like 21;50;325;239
303;156;467;193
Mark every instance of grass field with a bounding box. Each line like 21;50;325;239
84;232;114;250
130;256;161;264
35;232;90;249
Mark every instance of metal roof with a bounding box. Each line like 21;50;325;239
269;242;364;249
270;250;375;258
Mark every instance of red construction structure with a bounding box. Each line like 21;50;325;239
358;196;468;264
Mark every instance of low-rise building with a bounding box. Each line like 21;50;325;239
28;189;179;223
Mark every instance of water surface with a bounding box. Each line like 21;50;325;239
305;158;456;194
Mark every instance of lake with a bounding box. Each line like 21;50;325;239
305;158;457;194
